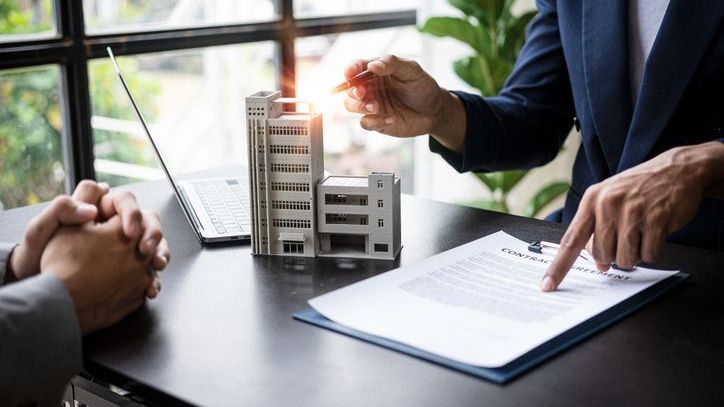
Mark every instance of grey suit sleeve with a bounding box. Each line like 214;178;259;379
0;271;82;405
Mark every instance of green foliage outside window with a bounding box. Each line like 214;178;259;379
0;0;159;209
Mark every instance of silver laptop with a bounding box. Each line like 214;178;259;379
107;47;251;243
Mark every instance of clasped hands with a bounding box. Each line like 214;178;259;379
6;180;170;334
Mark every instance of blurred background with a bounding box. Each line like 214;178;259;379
0;0;578;217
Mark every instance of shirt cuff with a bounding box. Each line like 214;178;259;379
0;242;18;285
428;90;503;173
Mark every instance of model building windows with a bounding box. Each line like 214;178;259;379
271;182;310;192
271;200;311;210
282;241;304;254
374;244;388;252
324;194;368;205
272;219;311;229
325;214;368;225
378;219;384;227
269;126;309;136
377;199;383;208
377;180;384;188
269;145;309;155
270;163;310;173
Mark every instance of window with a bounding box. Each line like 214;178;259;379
377;180;384;188
270;163;309;173
378;219;384;227
324;194;368;205
0;0;56;41
271;182;310;192
0;65;66;209
377;199;384;208
325;213;368;225
272;218;311;229
282;241;304;254
271;200;311;211
269;145;309;155
0;1;415;209
374;243;388;252
84;0;276;34
295;0;418;18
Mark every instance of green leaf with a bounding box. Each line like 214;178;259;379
448;0;488;26
502;10;537;59
499;170;528;193
460;198;508;213
453;55;497;95
473;172;499;192
490;56;513;92
523;181;570;218
419;17;483;54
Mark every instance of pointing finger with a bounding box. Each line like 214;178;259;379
541;193;597;291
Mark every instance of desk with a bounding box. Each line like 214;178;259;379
2;175;724;406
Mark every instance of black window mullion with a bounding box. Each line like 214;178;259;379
279;0;296;97
2;0;416;199
60;0;95;188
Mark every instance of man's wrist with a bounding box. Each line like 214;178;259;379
430;89;466;153
700;140;724;198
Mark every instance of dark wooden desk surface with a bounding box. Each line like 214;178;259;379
1;175;723;406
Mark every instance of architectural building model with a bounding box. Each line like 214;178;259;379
246;90;401;260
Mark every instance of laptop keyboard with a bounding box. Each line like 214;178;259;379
194;179;250;235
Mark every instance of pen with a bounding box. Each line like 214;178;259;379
329;70;376;94
528;241;635;271
528;240;593;262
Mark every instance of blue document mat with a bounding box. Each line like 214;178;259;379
294;272;688;383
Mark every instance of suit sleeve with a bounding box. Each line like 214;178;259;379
0;249;82;406
430;0;575;172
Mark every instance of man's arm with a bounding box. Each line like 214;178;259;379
542;140;724;291
342;0;575;173
429;0;576;173
0;274;82;405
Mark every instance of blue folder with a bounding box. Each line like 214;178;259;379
293;272;688;383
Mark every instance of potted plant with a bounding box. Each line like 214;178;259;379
419;0;569;217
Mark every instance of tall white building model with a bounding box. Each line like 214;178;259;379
246;91;401;260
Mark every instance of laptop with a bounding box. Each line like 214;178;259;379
107;47;251;243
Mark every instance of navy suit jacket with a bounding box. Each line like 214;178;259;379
431;0;724;250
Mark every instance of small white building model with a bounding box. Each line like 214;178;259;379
245;91;401;259
246;91;323;257
317;173;401;259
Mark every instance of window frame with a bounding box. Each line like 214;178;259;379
0;0;416;192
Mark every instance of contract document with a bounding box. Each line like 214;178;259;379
308;231;681;368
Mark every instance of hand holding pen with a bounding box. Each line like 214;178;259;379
337;55;466;149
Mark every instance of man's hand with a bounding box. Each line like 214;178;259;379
541;141;724;291
40;216;153;334
72;181;169;298
342;55;467;152
7;180;168;298
7;196;99;283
